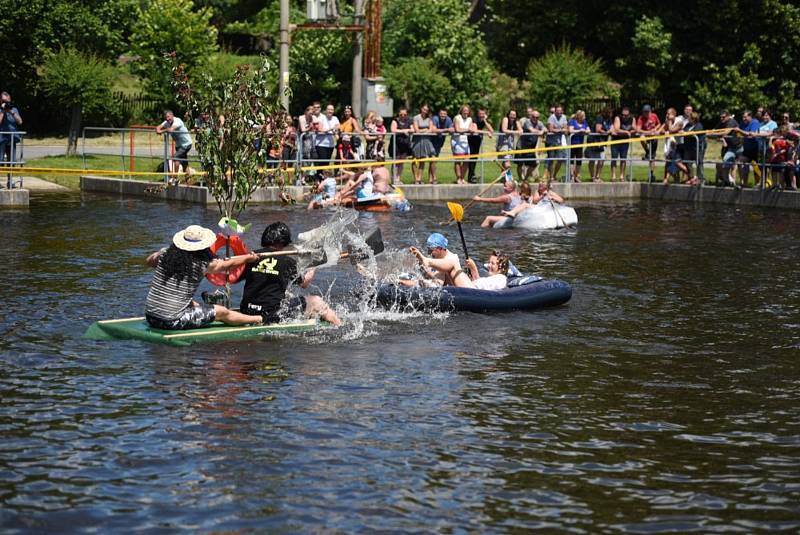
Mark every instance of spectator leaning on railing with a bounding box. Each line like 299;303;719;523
430;107;454;185
0;91;23;164
390;107;413;184
155;109;192;174
466;108;493;183
519;107;545;181
587;107;613;182
314;104;340;164
610;106;634;181
546;105;568;181
735;110;762;187
635;104;661;183
681;111;706;186
711;110;743;188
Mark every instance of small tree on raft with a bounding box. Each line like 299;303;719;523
170;53;290;219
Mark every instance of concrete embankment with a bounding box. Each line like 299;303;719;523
79;176;799;210
0;188;29;207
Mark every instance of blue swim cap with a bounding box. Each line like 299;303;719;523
426;233;448;249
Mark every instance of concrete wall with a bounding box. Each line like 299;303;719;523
80;175;799;210
640;183;800;210
0;188;29;208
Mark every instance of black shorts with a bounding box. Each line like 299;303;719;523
642;140;658;160
742;146;759;162
146;303;216;330
242;296;306;324
174;145;191;166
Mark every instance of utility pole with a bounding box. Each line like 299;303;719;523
279;0;290;111
352;0;364;117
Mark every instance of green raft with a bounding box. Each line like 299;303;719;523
84;316;330;347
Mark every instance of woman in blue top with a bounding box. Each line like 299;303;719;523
568;110;590;182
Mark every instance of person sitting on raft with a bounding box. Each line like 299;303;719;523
145;225;263;330
409;247;510;291
472;179;522;227
398;232;461;287
501;181;565;219
240;222;342;326
307;171;338;210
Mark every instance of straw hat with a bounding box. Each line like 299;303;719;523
173;225;216;251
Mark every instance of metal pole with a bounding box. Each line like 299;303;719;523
352;0;364;117
279;0;290;111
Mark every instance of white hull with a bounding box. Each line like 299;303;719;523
493;203;578;230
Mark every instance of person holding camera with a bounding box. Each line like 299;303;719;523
0;92;23;164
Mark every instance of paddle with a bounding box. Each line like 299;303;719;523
446;202;471;264
257;227;384;267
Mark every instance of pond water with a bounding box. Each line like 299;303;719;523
1;193;799;532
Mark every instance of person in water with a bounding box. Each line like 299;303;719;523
409;247;510;291
307;171;339;210
472;179;522;227
501;181;565;219
240;222;342;326
399;233;461;287
145;225;263;330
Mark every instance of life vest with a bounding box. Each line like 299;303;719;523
206;233;249;286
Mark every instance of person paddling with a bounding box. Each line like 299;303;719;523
145;225;262;330
501;181;565;219
472;179;522;228
399;233;461;287
240;222;342;326
409;247;510;291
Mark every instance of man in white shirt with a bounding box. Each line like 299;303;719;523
314;104;340;163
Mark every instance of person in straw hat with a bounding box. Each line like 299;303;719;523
145;224;262;330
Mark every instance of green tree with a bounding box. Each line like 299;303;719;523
39;48;114;156
616;16;673;94
526;43;618;112
171;55;288;219
382;0;493;112
224;1;353;113
384;58;453;111
130;0;219;102
690;43;770;118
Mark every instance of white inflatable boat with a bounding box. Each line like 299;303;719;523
493;201;578;230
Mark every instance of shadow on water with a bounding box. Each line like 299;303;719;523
1;192;799;531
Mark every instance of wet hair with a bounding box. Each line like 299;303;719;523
491;249;510;274
159;244;212;282
261;222;292;248
519;180;532;199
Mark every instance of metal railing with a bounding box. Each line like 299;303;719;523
1;131;25;189
81;126;202;183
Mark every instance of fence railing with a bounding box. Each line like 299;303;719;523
81;126;202;183
1;131;25;189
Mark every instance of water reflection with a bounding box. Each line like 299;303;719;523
1;192;799;531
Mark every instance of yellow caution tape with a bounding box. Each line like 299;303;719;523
1;128;731;178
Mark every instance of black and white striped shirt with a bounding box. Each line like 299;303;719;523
145;252;210;320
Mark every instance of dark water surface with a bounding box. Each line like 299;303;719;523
2;193;799;532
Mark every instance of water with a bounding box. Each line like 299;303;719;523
1;193;799;532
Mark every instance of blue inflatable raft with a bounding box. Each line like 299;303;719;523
376;277;572;313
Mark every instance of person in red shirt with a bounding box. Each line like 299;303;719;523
635;105;662;182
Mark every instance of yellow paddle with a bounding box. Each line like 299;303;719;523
447;201;471;262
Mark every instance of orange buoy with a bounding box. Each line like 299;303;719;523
206;233;248;286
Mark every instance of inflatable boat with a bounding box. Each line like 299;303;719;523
493;201;578;230
343;192;411;212
376;276;572;313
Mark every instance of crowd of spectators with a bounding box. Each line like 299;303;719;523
5;85;798;193
184;99;800;191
